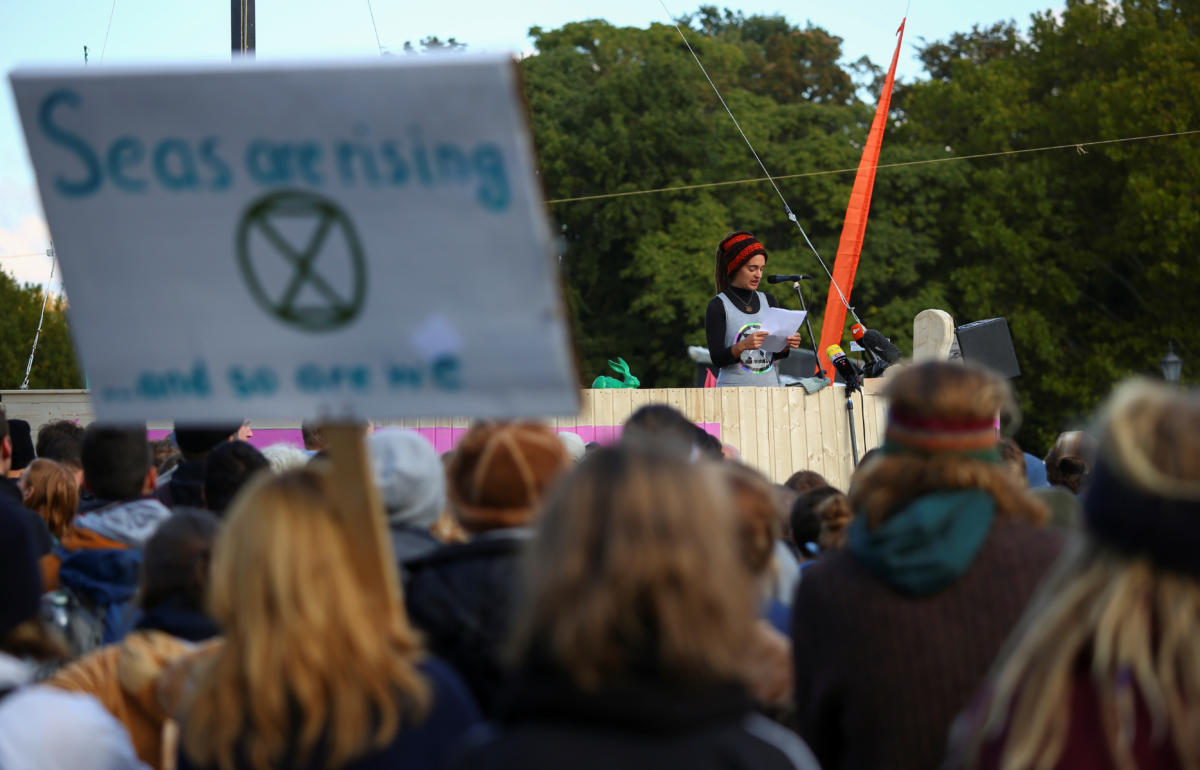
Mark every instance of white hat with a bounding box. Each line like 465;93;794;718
368;429;445;529
557;430;586;462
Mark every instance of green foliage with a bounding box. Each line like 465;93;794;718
0;271;84;389
522;1;1198;453
522;13;917;387
901;0;1200;449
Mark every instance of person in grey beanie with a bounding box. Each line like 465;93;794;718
368;428;445;565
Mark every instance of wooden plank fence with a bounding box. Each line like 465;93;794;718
1;384;888;489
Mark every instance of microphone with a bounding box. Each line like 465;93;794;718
767;274;813;284
851;323;902;364
826;344;861;391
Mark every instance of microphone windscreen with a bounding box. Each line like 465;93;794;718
862;329;902;363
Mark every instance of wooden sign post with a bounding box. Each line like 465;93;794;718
323;423;400;606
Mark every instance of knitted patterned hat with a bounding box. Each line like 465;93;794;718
447;422;570;532
1081;382;1200;578
719;231;767;275
882;409;1001;462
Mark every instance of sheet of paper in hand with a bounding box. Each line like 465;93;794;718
10;55;578;422
760;307;808;354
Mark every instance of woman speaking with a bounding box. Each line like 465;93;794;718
705;231;801;387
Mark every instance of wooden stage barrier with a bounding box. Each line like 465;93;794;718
0;383;887;489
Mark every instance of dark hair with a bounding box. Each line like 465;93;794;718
35;419;85;460
694;426;724;460
40;434;84;470
301;421;326;451
789;492;824;551
622;405;697;457
857;447;881;467
204;441;270;516
0;405;7;441
81;424;153;501
7;420;34;471
1043;431;1097;494
174;424;239;461
784;469;830;494
794;485;853;552
139;509;221;612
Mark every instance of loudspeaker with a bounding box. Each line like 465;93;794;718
955;317;1020;378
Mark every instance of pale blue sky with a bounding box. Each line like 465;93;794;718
0;0;1059;286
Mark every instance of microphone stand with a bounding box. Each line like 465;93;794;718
844;379;861;467
791;280;826;379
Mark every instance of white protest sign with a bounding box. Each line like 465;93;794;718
10;55;579;422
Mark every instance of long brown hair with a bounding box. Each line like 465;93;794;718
958;380;1200;770
21;458;78;540
508;446;756;690
181;467;429;770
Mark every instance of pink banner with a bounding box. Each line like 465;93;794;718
147;423;723;455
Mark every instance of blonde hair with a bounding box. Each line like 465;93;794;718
962;380;1200;770
21;458;79;540
508;446;756;691
181;467;429;770
850;362;1047;528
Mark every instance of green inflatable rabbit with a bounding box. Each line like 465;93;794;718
591;358;640;389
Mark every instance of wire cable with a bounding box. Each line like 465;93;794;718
544;128;1200;204
99;0;118;62
366;0;384;55
657;0;857;319
20;256;57;390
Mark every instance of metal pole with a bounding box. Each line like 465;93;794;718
845;392;860;467
231;0;256;58
791;280;826;379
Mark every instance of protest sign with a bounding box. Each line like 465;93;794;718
10;55;579;422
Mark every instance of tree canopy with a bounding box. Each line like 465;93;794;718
0;272;83;390
521;0;1198;451
4;1;1195;452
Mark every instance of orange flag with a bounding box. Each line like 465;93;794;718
817;19;906;376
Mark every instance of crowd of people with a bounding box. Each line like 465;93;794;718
0;360;1196;769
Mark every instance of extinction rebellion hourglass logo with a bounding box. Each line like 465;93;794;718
735;322;773;374
236;190;367;332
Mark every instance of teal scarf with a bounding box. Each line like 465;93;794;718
849;490;996;596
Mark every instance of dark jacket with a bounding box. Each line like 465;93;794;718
154;460;205;510
403;533;528;714
392;524;441;566
455;668;820;770
178;657;481;770
0;477;52;556
791;517;1064;770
